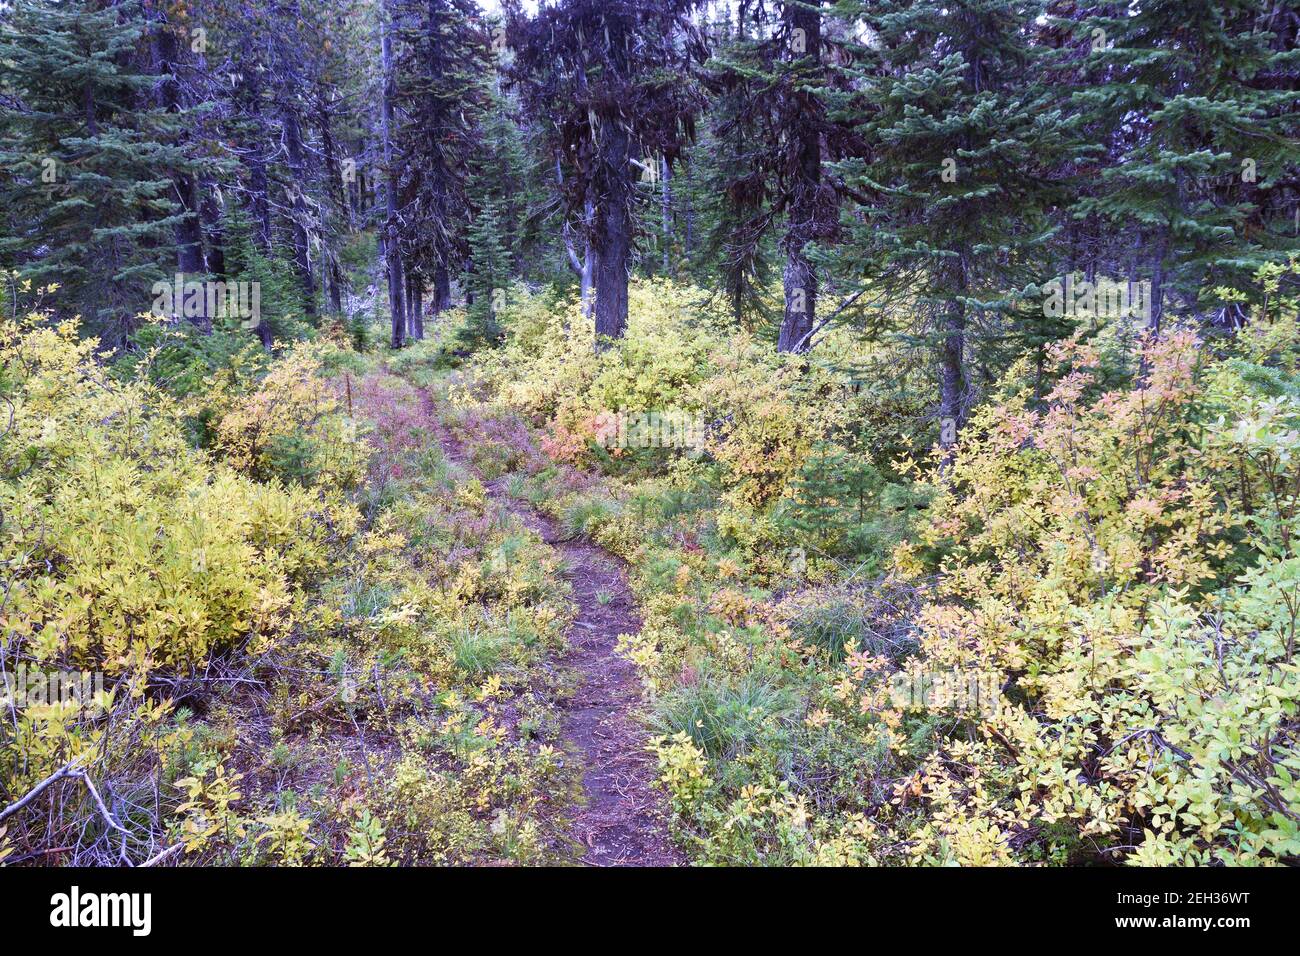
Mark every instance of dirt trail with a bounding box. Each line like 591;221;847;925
425;398;682;867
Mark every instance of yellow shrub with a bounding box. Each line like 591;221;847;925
215;341;364;494
893;317;1300;864
1;314;355;676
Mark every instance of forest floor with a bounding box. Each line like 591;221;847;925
419;387;682;866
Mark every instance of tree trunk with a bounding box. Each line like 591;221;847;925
776;0;822;353
661;155;672;273
684;158;694;257
433;263;451;312
938;253;968;452
777;249;815;352
1149;227;1169;336
381;0;405;348
592;123;631;342
580;195;596;319
199;179;225;278
408;272;423;339
282;106;317;320
248;151;273;252
326;257;343;314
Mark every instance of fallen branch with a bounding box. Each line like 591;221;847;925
140;842;185;868
0;759;132;837
793;289;875;353
0;761;80;824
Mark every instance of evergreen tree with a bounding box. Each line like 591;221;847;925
506;0;706;341
832;0;1082;442
704;1;860;351
393;0;491;326
460;197;510;347
0;0;204;342
1066;0;1300;327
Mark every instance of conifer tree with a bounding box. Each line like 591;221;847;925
0;0;204;341
506;0;706;342
393;0;491;323
833;0;1080;442
705;1;848;351
1066;0;1300;327
461;196;510;347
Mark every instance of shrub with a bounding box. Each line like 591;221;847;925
215;341;365;493
1;314;353;677
890;301;1300;864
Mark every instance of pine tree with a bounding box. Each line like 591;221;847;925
779;444;882;557
832;0;1081;443
690;5;776;324
703;1;853;351
393;0;491;326
460;197;510;347
0;0;203;342
506;0;706;342
1066;0;1300;327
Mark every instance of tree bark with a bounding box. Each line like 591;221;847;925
248;150;273;252
661;155;672;273
684;157;694;257
938;252;969;452
776;0;823;353
433;263;451;312
199;179;225;278
408;272;423;339
326;257;343;314
592;123;631;342
282;106;317;320
777;249;815;352
380;0;405;348
580;194;596;319
1149;227;1169;336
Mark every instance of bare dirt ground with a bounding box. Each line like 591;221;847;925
424;395;682;867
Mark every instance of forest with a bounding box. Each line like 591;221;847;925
0;0;1298;871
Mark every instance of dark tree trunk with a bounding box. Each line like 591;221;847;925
1150;227;1169;336
381;0;405;348
684;158;694;257
174;175;207;277
592;123;631;342
433;263;452;312
199;180;225;278
283;107;317;320
408;274;423;339
661;155;672;273
317;86;348;215
248;152;273;252
317;85;348;318
327;257;343;314
938;252;969;452
776;0;823;353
